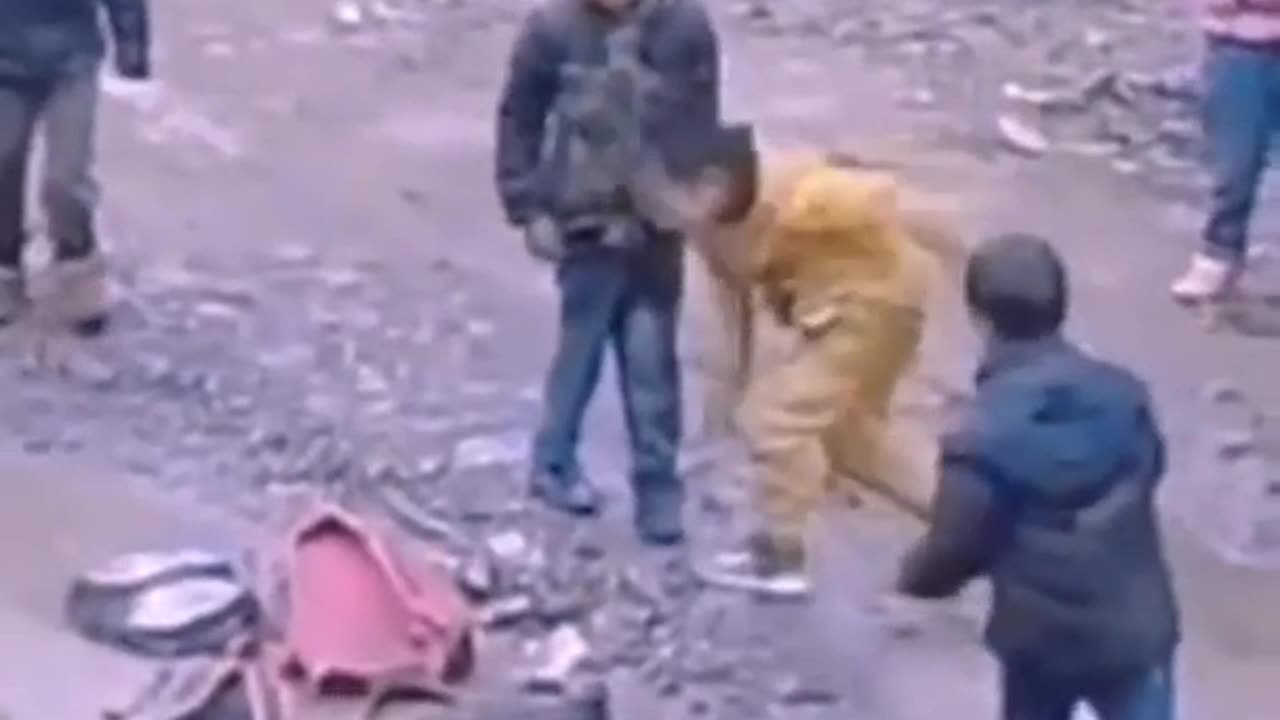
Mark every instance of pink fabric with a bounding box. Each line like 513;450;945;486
1201;0;1280;42
282;507;474;693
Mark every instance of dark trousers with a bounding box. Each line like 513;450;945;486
1202;38;1280;263
1001;660;1175;720
0;60;101;270
532;231;683;494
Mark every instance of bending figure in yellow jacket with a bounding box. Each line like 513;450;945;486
649;124;962;596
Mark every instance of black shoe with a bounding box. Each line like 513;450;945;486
634;483;685;546
530;468;602;516
0;267;27;327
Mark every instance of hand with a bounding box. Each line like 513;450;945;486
114;44;150;81
524;216;566;263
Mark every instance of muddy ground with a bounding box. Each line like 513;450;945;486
1;0;1280;717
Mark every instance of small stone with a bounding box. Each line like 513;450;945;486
1001;82;1059;107
455;431;527;470
330;0;365;30
777;677;839;707
996;114;1050;156
524;625;592;693
1204;380;1245;406
488;531;534;564
457;553;500;601
732;1;773;22
479;594;537;628
1215;430;1257;461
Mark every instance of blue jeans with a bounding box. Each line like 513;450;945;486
1202;38;1280;263
532;232;683;493
1001;661;1175;720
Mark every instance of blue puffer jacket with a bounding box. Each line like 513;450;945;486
494;0;720;227
899;336;1180;678
0;0;149;79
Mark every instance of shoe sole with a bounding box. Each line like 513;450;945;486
529;485;601;517
693;564;812;600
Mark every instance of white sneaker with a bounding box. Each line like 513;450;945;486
695;549;813;599
1171;253;1239;303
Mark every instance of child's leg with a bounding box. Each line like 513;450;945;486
739;319;859;571
822;301;931;514
824;407;937;519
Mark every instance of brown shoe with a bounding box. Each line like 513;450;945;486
0;266;26;326
50;253;110;336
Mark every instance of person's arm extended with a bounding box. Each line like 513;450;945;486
495;11;559;227
700;260;755;437
100;0;151;79
898;444;1008;599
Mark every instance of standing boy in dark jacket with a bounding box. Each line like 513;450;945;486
0;0;151;334
897;234;1180;720
494;0;720;545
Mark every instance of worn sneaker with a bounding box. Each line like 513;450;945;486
0;266;26;326
530;468;603;517
50;253;110;336
696;534;812;599
1171;253;1239;303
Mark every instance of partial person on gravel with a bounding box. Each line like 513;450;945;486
646;124;963;597
1172;0;1280;302
899;234;1180;720
0;0;151;334
494;0;720;545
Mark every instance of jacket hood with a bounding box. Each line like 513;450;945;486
974;337;1147;505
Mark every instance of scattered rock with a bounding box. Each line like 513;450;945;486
480;594;538;628
996;114;1050;156
330;0;366;31
524;625;592;694
776;675;839;707
456;552;500;601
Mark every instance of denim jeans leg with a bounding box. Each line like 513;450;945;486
39;60;101;263
613;237;683;491
1000;662;1076;720
0;80;41;269
1201;40;1279;263
532;246;628;477
1085;662;1175;720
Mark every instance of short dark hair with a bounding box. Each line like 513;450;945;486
693;122;759;223
965;233;1068;340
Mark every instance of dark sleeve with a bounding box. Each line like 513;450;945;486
99;0;150;56
1134;396;1167;488
647;0;721;175
495;10;560;227
897;443;1009;599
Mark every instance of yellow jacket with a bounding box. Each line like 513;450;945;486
691;151;961;426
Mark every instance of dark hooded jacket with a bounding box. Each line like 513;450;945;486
0;0;149;80
494;0;720;227
899;336;1179;678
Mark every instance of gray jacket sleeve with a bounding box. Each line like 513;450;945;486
645;0;720;177
100;0;150;56
495;9;561;227
897;438;1009;599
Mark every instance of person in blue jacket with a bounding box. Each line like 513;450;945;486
898;233;1181;720
494;0;720;545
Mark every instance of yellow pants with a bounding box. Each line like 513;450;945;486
740;295;937;552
